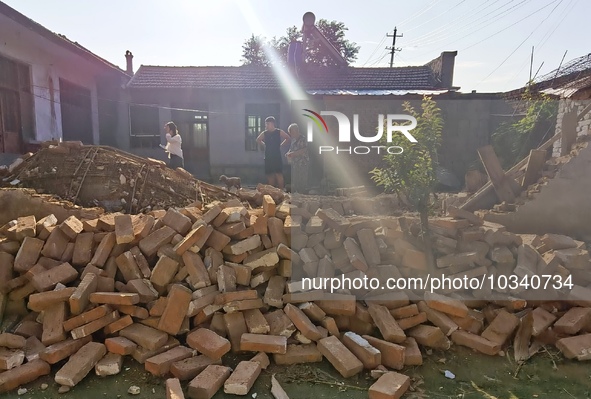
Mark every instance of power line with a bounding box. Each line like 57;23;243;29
506;0;576;86
402;0;467;34
361;35;388;66
462;0;560;51
403;0;520;48
475;0;564;88
397;0;443;29
386;28;404;67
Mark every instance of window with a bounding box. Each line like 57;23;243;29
245;103;280;151
129;105;160;148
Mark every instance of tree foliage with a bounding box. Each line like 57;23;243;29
369;96;443;214
491;87;557;169
241;20;359;66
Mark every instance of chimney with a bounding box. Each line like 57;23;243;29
125;50;134;76
426;51;457;89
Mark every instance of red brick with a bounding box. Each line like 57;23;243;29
69;273;98;315
115;251;142;282
171;355;222;381
424;292;469;318
250;352;270;369
63;305;110;332
265;310;297;338
71;232;94;267
55;342;106;387
402;337;422;366
223;360;261;396
408;325;450;350
317;335;363;378
95;352;123;376
31;262;78;292
146;346;194;376
24;336;45;362
175;225;211;255
114;214;135;244
126;279;158;303
41;226;71;261
240;333;287;354
0;348;25;370
368;304;406;344
556;333;591;360
390;304;419;319
162;208;192;235
268;217;288;247
14;237;44;273
244;309;270;334
166;377;185;399
417;301;459;336
396;312;428;330
531;307;557;336
188;365;231;399
90;292;140;306
316;294;357;316
71;311;119;340
120;323;169;351
0;359;50;393
284;303;323;341
184;252;211;289
158;284;192;335
481;309;519;346
363;335;405;370
223;312;248;353
105;336;137;355
451;330;500;355
554;307;591;335
151;255;180;292
273;344;322;365
27;287;76;312
368;371;410;399
205;230;231;252
59;216;83;240
104;314;134;335
140;226;176;257
38;336;91;364
187;328;231;359
42;302;67;346
90;232;116;267
342;332;381;369
0;333;26;349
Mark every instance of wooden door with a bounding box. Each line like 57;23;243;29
0;89;22;153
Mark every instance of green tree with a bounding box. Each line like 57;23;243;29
370;96;443;271
491;87;556;169
241;34;272;66
241;20;359;66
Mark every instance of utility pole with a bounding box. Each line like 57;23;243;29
386;27;403;68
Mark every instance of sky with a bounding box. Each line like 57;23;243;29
3;0;588;93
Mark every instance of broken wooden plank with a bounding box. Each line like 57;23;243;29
477;145;518;204
521;150;547;189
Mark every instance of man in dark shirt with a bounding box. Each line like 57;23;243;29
256;116;290;189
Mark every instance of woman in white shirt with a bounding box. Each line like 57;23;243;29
162;121;184;169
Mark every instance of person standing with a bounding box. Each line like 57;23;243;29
256;116;290;189
285;123;309;194
161;121;184;169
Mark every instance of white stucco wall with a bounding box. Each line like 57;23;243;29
0;13;104;143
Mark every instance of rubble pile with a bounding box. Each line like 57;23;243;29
0;191;590;399
2;143;236;212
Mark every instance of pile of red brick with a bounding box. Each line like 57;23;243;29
0;194;590;399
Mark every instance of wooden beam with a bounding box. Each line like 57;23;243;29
521;150;547;189
461;131;562;211
477;145;517;204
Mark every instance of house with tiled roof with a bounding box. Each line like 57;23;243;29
0;1;130;158
124;50;469;182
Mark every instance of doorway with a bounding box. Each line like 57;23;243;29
59;79;93;144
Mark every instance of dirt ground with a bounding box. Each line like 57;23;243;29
4;346;590;399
